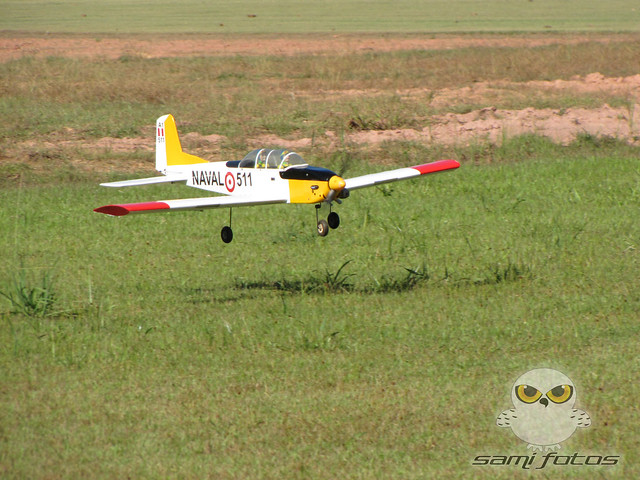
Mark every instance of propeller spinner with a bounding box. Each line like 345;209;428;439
326;175;347;203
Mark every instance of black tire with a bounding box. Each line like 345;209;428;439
317;219;329;237
221;226;233;243
327;211;340;229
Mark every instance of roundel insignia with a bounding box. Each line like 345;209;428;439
225;172;235;192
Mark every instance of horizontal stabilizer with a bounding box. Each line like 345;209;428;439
345;159;459;191
100;173;189;187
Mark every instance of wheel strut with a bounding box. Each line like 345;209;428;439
221;208;233;243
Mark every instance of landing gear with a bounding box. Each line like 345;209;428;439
327;211;340;229
315;205;340;237
221;226;233;243
221;208;233;243
317;219;329;237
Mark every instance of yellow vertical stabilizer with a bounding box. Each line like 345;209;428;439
155;114;208;173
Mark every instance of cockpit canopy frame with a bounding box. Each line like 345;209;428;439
238;149;307;170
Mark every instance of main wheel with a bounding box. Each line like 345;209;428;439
221;226;233;243
317;219;329;237
327;211;340;229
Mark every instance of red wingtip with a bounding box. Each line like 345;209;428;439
412;159;460;175
94;205;131;216
94;202;170;216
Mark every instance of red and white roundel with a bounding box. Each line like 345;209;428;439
225;172;235;192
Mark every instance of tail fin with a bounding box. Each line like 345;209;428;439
155;114;208;174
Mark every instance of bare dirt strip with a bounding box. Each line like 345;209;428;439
1;33;634;60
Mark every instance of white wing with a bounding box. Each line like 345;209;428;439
94;194;287;216
344;159;459;191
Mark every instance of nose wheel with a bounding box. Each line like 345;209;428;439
316;205;340;237
317;219;329;237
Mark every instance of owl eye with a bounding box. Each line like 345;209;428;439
515;384;542;403
547;384;573;404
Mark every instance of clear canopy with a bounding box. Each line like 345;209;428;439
239;149;306;169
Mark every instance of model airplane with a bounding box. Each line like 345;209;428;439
94;114;460;243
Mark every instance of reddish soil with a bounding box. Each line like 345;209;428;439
0;33;633;60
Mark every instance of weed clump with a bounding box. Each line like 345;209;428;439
0;269;57;318
372;264;431;293
480;261;532;285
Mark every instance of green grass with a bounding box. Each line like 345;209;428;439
2;0;640;33
1;136;639;478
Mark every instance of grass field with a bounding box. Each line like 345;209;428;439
2;0;640;33
2;136;639;478
1;2;640;478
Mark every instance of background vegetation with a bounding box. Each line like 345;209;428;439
2;39;639;158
